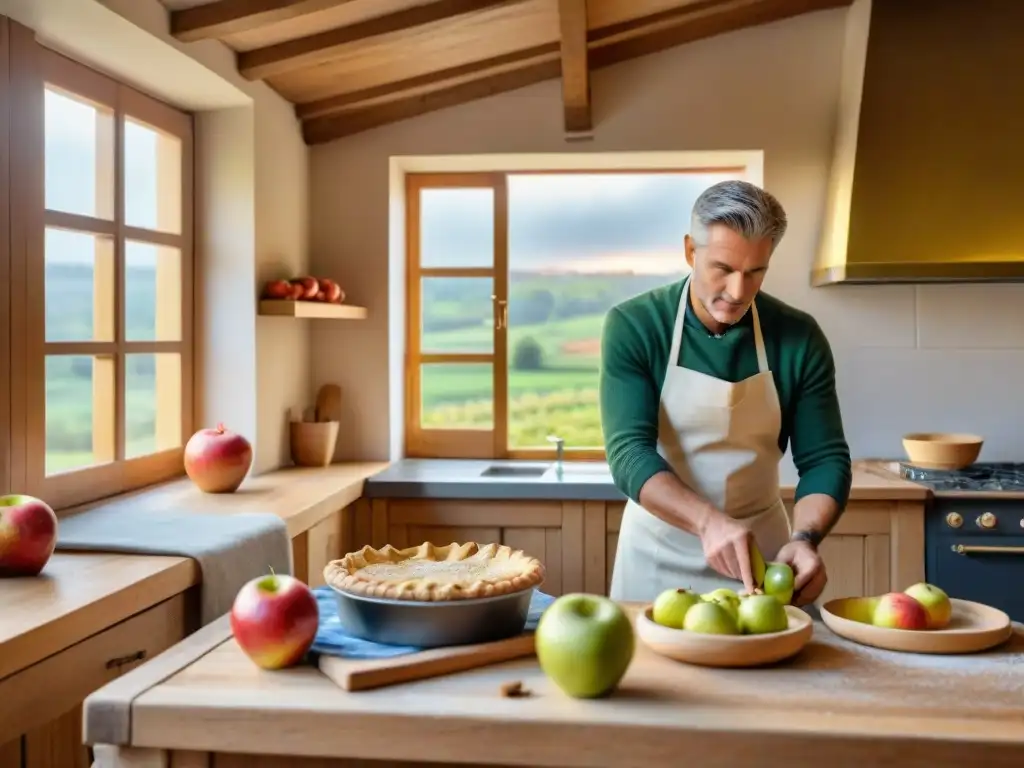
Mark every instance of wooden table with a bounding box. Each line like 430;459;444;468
85;605;1024;768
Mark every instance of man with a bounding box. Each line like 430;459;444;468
601;179;851;607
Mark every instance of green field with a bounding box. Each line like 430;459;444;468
419;271;683;449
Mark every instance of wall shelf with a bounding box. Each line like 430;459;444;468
259;300;368;320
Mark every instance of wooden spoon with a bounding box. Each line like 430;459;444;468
315;384;342;423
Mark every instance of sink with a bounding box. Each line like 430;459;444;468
480;464;550;478
556;463;612;476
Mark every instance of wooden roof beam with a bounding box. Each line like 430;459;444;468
557;0;591;135
238;0;526;81
170;0;352;44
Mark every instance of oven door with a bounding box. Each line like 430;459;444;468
927;514;1024;624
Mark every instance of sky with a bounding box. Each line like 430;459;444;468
420;171;742;275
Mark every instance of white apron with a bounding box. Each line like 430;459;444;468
608;276;792;602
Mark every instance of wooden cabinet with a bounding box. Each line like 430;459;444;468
350;498;926;603
0;591;194;768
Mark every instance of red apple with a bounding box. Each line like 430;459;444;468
0;494;59;577
262;279;292;299
183;423;253;494
288;281;304;300
319;278;342;303
291;276;319;300
872;592;929;630
230;572;319;670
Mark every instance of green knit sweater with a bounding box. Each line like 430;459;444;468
599;278;852;508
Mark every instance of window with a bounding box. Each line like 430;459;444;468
404;167;749;460
2;26;194;510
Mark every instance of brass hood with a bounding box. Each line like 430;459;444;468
813;0;1024;286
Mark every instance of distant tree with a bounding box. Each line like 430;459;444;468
512;336;544;371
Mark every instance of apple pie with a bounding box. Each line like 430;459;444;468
324;541;545;602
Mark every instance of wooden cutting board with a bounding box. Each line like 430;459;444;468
318;632;536;691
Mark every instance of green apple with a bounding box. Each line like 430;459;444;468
652;588;701;629
763;562;795;605
737;594;789;634
683;601;739;635
841;595;881;624
903;582;952;629
535;593;635;699
700;588;741;623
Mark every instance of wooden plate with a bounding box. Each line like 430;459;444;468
635;605;813;668
820;596;1013;654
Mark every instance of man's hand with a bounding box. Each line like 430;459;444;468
774;539;827;606
699;513;756;593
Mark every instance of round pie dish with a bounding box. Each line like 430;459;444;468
324;541;545;648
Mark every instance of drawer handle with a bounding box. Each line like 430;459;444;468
952;544;1024;555
106;650;146;669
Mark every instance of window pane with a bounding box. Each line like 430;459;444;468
44;87;114;219
505;171;743;449
125;117;182;234
421;363;493;430
45;354;115;475
419;187;493;268
421;277;493;354
45;227;115;342
126;241;182;341
126;353;182;459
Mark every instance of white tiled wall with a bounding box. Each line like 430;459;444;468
309;7;1024;464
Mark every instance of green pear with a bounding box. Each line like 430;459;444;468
683;601;739;635
737;594;789;634
763;562;795;605
652;588;701;629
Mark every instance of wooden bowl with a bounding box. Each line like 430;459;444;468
635;605;813;667
902;432;983;470
821;596;1012;654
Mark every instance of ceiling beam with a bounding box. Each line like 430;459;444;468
300;0;855;145
238;0;525;81
557;0;591;134
170;0;352;44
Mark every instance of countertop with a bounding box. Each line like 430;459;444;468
366;458;930;502
85;605;1024;767
1;462;386;681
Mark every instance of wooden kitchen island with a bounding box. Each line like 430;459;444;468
86;605;1024;768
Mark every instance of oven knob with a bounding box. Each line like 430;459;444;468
976;512;997;529
945;512;963;528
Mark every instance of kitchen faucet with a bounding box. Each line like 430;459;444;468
546;434;565;478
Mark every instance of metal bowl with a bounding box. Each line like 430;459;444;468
330;585;537;648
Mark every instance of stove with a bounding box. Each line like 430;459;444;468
897;462;1024;493
902;462;1024;623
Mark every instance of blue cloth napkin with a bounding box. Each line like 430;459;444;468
309;585;556;659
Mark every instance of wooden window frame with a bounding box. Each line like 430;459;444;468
404;166;751;462
6;24;194;510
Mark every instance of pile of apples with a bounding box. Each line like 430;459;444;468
651;550;796;636
263;276;346;304
860;583;952;631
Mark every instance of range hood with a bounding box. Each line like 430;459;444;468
813;0;1024;286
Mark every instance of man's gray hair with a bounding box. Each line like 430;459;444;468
690;180;788;252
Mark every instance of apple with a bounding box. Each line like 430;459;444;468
683;601;739;635
535;593;635;699
763;562;795;605
842;595;881;624
700;588;741;623
0;494;59;577
872;592;929;630
652;588;701;629
291;276;319;300
230;571;319;670
183;423;253;494
319;278;343;303
262;279;292;299
904;582;952;629
288;281;305;299
737;594;789;634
